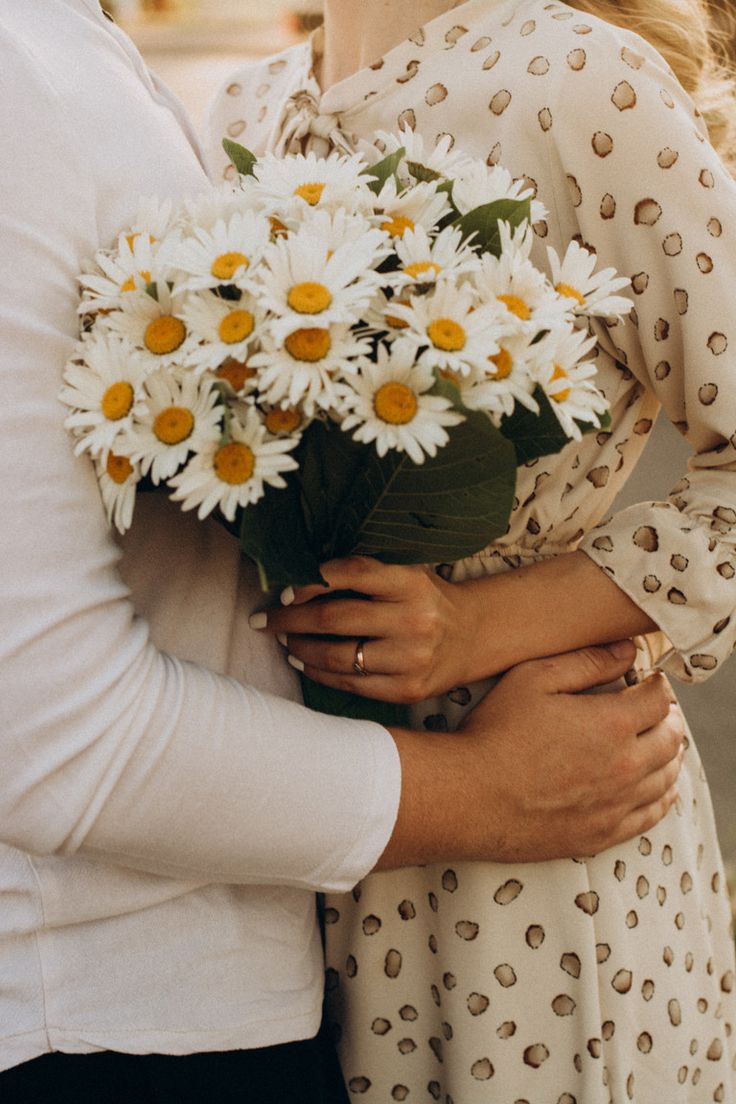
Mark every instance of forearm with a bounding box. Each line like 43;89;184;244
458;549;657;680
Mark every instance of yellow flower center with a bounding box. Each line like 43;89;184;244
427;317;466;352
120;270;151;293
106;452;134;484
294;182;326;206
556;282;586;307
211;251;250;282
101;380;135;421
214;441;255;485
438;367;462;383
380;214;416;238
218;309;255;345
125;232;156;250
284;327;332;362
270;216;289;237
385;299;410;330
144;315;187;355
265;407;302;434
487;347;513;380
153;405;195;445
404;261;442;280
216;358;256;391
550;364;571;403
374;382;419;425
287;282;333;315
497;294;531;321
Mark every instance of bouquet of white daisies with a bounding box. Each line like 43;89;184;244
61;130;632;602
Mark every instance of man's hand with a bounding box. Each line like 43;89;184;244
376;641;683;869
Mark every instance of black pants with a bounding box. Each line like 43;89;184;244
0;1032;349;1103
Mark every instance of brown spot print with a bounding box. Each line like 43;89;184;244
552;994;576;1016
442;869;458;893
448;686;471;706
430;985;440;1007
534;219;549;238
654;359;671;380
471;36;491;51
494;879;523;905
612;80;637;110
528;56;551;76
575;890;599;916
323;907;339;925
372;1017;392;1035
721;970;734;992
690;1038;699;1055
663;945;675;966
428;1036;443;1063
428;1084;441;1102
565;174;582;208
399;1004;418;1022
385;949;402;978
471;1058;494;1080
559;1095;577;1104
642;978;655;1000
397;1038;416;1055
588;1038;602;1058
631;271;649;295
483;50;502;70
699;382;720;407
526;924;545;949
396;60;420;85
717;561;735;579
690;654;716;675
455;920;479;941
621;45;645;68
587;466;610;488
714;616;731;633
626;910;639;928
592;131;614;157
656;885;667;906
600;194;616;220
255;82;271;100
425;83;448;106
490;89;512;115
663;233;683;256
497;1021;517;1040
346;955;358;977
428;891;438;912
226;82;242;97
708;217;723;237
494;963;518;988
467;992;490;1016
538;106;553;131
391;1087;409;1102
520;17;537;34
369;58;385;71
657;147;679;169
680;871;693;895
637;1032;653;1054
561;953;582;979
707;1039;724;1061
596;943;611;964
527;517;541;536
668;999;683;1026
614;859;627;881
634;418;653;435
634;526;659;552
524;1044;550;1068
574;1054;583;1073
668;588;687;605
567;48;586;70
699;168;715;188
268;59;287;74
612;969;633;994
697;252;714;273
674;288;689;315
593;535;614;553
257;105;268;124
397;108;416;131
654;318;670;341
670;554;689;571
349;1077;371;1093
408;27;425;45
443;971;456;990
660;88;675;108
227;119;246;138
444;24;468;46
573;22;593;33
428;934;438;954
487;142;503;166
398;899;416;920
362;914;381;936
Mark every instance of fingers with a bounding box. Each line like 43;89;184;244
283;557;425;606
293;661;416;704
609;784;680;848
625;745;683;810
608;672;674;737
525;641;637;694
636;704;686;773
257;597;391;639
286;635;405;677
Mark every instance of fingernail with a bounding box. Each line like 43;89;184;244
281;586;295;607
608;640;633;659
249;612;268;630
287;654;305;672
277;633;288;647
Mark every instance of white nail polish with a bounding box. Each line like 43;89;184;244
281;586;295;606
287;654;305;672
249;612;268;630
277;633;288;647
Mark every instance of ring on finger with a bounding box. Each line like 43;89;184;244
353;639;369;677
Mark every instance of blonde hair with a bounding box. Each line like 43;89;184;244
568;0;736;163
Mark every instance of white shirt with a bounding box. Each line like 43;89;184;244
0;0;400;1071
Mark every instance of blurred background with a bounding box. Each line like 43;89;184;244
110;0;735;868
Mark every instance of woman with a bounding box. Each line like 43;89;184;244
208;1;736;1099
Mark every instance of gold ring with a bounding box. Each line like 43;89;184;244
353;639;369;677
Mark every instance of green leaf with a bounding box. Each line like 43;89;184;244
405;160;441;184
298;421;368;560
453;197;531;256
237;472;325;591
361;147;405;195
222;139;258;177
499;386;571;466
331;403;517;563
300;677;410;726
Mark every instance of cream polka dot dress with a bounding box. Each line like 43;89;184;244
207;1;736;1098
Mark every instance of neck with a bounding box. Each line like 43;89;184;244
318;0;461;91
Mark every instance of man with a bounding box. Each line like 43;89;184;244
0;2;681;1100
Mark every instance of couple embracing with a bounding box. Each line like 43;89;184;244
1;0;735;1101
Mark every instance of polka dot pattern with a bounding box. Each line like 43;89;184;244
207;0;736;1099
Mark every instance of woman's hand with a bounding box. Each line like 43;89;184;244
249;555;482;703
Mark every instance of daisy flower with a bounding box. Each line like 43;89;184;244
387;281;502;377
534;327;608;440
256;219;385;342
452;161;547;224
250;323;372;414
168;405;300;521
180;183;253;234
341;342;464;463
79;232;161;314
472;222;567;333
372;177;452;240
374;126;472;184
461;330;542;425
548;240;633;320
128;196;176;243
95;450;141;534
211;356;260;398
61;335;149;457
250;150;374;219
261;404;309;437
182;290;262;374
105;281;191;371
361;289;417;343
129;369;223;484
166;210;271;294
389;224;480;291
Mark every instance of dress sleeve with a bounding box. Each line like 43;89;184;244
546;26;736;681
0;35;400;889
